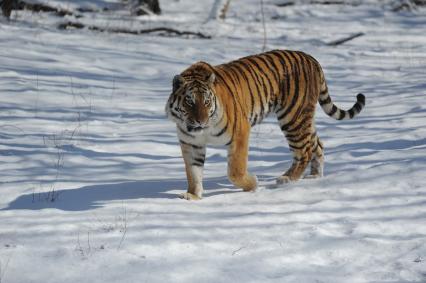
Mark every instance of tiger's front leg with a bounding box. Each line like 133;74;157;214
179;141;206;200
227;129;258;192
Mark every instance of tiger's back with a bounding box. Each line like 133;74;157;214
214;50;322;136
166;50;365;200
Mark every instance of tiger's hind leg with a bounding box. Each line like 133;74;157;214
305;134;324;179
277;125;314;185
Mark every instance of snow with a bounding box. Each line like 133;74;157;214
1;0;426;282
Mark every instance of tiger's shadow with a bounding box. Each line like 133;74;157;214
2;178;235;211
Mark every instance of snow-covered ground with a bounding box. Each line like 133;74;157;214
1;0;426;282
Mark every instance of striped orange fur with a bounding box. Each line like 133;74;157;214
166;50;365;200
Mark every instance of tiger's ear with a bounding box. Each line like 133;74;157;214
207;73;216;86
173;75;185;92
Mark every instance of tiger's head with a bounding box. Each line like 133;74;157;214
165;62;218;134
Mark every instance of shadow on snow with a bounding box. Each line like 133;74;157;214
2;178;235;212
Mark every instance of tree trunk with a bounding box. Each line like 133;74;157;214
132;0;161;15
207;0;233;21
1;0;16;19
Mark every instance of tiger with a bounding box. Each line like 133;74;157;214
165;50;365;200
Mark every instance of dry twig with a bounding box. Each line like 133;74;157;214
58;22;211;39
327;32;364;46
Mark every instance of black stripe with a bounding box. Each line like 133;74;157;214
241;62;260;120
251;114;258;126
295;52;310;117
278;51;307;127
273;50;292;104
270;50;288;102
214;71;238;144
193;157;205;165
257;56;276;99
170;111;184;122
354;102;362;112
177;125;195;138
286;131;311;144
217;68;239;96
214;110;225;127
280;121;290;132
264;53;281;84
285;132;298;139
213;121;228;137
289;140;310;150
293;156;303;162
287;115;310;133
228;64;254;121
317;137;323;149
210;96;218;118
225;66;241;94
225;66;249;121
269;51;288;82
319;96;331;106
300;52;314;83
246;58;267;118
337;110;345;120
276;51;300;121
176;95;183;105
179;140;203;150
233;62;255;121
357;93;365;105
348;108;355;119
257;72;269;121
243;59;264;118
328;105;338;116
170;94;178;105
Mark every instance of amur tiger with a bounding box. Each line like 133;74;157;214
165;50;365;200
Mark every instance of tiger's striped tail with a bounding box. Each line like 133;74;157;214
319;86;365;120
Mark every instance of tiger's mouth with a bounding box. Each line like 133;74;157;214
186;125;207;133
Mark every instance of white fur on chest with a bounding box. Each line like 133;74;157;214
176;125;231;146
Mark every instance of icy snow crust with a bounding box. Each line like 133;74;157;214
1;0;425;282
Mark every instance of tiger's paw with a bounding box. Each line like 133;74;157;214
304;174;322;179
242;175;258;192
276;175;291;185
179;192;202;201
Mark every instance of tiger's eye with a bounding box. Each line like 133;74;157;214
204;96;211;106
185;96;193;106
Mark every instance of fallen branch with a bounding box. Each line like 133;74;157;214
276;2;294;7
1;0;15;19
59;21;84;29
392;0;426;12
58;22;212;39
2;0;161;19
131;0;161;16
326;32;364;46
311;0;345;4
276;0;360;7
414;0;426;5
16;0;73;17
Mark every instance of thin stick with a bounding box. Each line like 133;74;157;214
327;32;364;46
117;204;128;250
260;0;267;51
219;0;232;20
58;22;211;39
